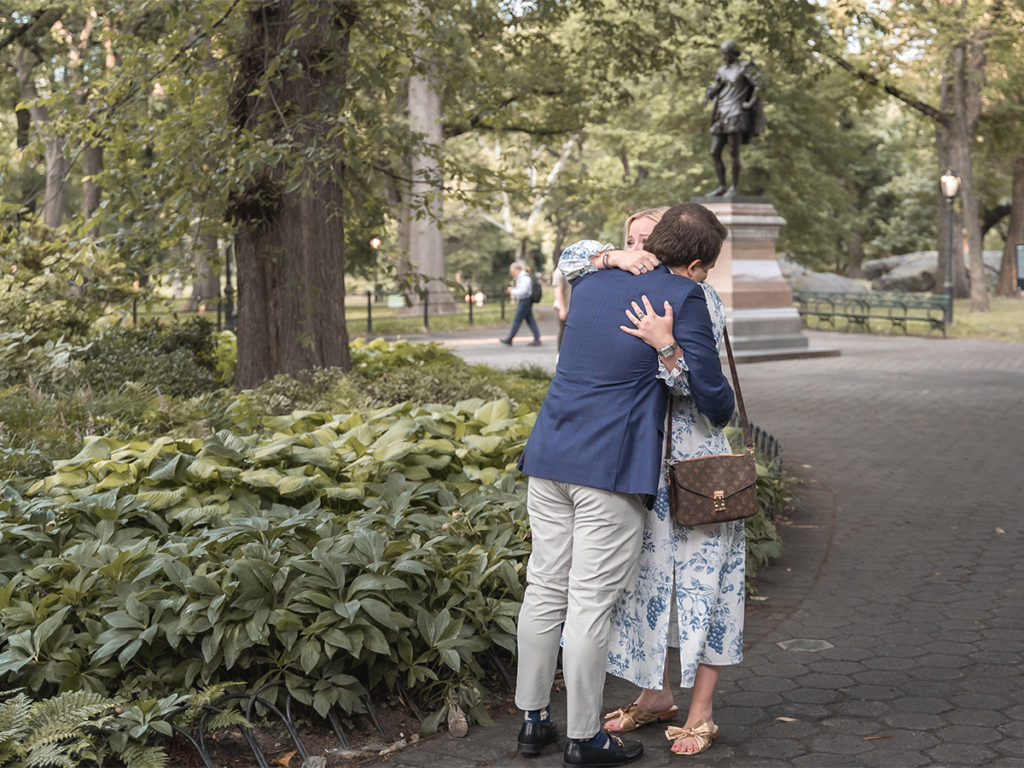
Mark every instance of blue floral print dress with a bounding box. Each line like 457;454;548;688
558;241;745;689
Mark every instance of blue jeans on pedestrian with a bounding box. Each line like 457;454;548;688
505;299;540;342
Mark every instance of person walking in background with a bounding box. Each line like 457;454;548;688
514;203;735;767
558;207;745;758
499;261;541;346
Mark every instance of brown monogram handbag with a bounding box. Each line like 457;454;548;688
666;328;759;526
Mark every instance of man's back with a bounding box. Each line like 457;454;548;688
520;265;733;496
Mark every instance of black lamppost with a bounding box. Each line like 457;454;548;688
369;236;382;302
224;241;235;331
939;170;961;328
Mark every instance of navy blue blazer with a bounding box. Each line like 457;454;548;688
519;265;735;497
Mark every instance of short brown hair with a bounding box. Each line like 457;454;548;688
642;203;727;268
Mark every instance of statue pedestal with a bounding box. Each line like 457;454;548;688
694;196;837;361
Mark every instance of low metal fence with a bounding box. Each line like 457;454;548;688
344;285;512;334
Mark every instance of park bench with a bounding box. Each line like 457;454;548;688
791;290;948;337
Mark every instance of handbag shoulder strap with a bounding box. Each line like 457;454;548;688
722;327;754;451
665;327;753;462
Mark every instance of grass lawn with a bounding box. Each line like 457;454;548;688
945;297;1024;342
797;296;1024;342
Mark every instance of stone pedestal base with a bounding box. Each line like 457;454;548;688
695;196;835;361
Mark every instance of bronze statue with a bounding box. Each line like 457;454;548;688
704;40;766;197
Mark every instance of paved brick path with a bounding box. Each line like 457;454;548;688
367;329;1024;768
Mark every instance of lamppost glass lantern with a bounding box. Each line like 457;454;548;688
940;170;961;201
939;170;961;328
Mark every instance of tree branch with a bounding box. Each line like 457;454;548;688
446;121;584;138
824;50;950;125
0;6;67;53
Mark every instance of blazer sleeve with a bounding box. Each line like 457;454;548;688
673;286;735;427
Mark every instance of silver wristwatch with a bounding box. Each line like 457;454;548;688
657;341;679;358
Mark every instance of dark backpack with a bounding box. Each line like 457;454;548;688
529;274;543;303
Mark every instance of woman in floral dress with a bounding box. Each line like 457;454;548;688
557;208;745;756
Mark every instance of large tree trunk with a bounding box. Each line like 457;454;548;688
995;151;1024;297
846;230;865;279
229;0;357;387
188;232;222;312
81;144;103;220
935;123;969;297
16;47;68;229
80;23;117;232
15;108;30;150
41;140;70;228
956;35;989;312
405;27;455;315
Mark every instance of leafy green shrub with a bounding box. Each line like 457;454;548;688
0;224;135;342
1;398;533;733
724;426;787;590
213;330;237;385
75;318;220;397
225;340;553;427
0;333;84;390
0;380;235;484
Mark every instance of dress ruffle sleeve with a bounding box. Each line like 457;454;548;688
558;240;616;282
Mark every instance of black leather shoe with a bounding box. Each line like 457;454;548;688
563;733;643;767
517;719;559;757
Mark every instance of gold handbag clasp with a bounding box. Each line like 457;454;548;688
713;490;726;512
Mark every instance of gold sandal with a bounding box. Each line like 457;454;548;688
602;703;679;733
665;720;719;756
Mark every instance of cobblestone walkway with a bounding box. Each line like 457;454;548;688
368;330;1024;768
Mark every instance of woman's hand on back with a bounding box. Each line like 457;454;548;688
620;295;675;350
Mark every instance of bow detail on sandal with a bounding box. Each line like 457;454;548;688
602;703;679;733
664;720;719;756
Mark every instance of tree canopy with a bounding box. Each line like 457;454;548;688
1;0;1020;383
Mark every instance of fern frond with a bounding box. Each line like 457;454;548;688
0;693;31;742
117;743;169;768
201;709;249;732
0;746;27;768
188;682;243;709
173;682;244;729
23;740;78;768
21;723;92;752
28;690;113;731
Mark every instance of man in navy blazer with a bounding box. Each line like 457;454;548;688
514;203;735;766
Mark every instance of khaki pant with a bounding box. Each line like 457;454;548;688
515;477;646;738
